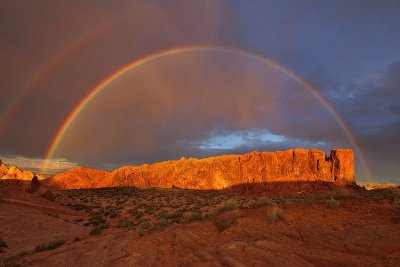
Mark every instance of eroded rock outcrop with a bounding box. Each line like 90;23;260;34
45;149;355;190
0;160;44;181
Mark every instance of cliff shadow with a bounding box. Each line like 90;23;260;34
223;180;360;197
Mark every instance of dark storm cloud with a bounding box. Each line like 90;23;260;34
0;0;235;158
330;60;400;181
54;51;349;170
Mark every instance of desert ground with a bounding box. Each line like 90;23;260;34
0;180;399;267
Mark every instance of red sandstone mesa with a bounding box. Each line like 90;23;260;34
45;148;355;190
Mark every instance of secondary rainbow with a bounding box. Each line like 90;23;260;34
43;45;372;179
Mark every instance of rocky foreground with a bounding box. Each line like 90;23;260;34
0;182;399;266
45;148;355;191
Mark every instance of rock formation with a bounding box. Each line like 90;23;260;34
45;149;355;190
0;160;44;181
31;176;41;192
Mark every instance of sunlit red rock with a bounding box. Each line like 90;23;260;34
0;161;45;181
46;149;355;191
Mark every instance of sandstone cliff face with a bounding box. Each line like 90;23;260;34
46;149;355;190
43;167;108;189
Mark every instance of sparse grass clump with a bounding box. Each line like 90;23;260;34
211;212;238;232
267;204;284;223
216;199;239;214
327;196;339;209
33;240;65;253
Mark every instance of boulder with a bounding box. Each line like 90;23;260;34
41;189;55;202
31;176;41;192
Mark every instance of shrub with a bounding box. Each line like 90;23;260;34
117;219;134;229
327;197;339;209
211;212;238;232
216;199;239;214
90;223;107;235
186;211;203;223
108;210;120;219
156;217;171;229
34;240;65;253
267;204;284;223
88;213;105;226
138;220;150;230
128;206;139;215
249;197;273;208
155;210;169;220
334;188;356;199
135;211;144;219
0;255;24;267
136;220;151;237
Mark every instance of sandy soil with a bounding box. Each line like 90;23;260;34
1;182;399;266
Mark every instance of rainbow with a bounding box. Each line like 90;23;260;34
42;45;372;179
0;23;110;132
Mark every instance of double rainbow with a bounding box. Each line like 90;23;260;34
42;45;372;179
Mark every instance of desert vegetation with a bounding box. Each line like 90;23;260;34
0;239;66;267
33;240;66;253
55;187;278;235
53;185;400;237
327;196;339;209
267;204;285;223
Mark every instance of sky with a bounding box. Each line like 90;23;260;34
0;0;399;182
